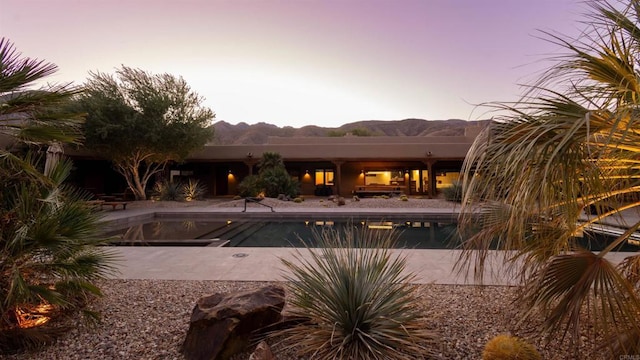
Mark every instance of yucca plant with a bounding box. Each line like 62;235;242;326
181;178;207;201
153;180;182;201
457;1;640;357
274;225;439;359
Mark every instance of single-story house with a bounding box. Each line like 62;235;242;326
63;125;483;198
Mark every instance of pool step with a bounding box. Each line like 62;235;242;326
221;222;268;246
198;221;263;243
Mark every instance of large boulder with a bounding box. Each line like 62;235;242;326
181;285;285;360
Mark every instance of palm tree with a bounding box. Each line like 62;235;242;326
0;38;117;353
457;1;640;358
258;151;285;172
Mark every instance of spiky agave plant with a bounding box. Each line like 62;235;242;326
275;224;439;359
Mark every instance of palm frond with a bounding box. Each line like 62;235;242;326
458;0;640;355
618;254;640;288
518;251;640;356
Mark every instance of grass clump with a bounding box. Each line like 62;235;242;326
400;194;409;201
275;226;439;359
293;197;303;203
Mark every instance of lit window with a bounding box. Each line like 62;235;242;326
315;169;335;185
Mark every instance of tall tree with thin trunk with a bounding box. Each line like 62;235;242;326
74;66;215;200
457;1;640;357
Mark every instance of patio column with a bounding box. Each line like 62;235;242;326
423;160;436;199
244;159;257;176
332;160;344;196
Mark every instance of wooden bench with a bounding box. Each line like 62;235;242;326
353;186;403;197
101;201;129;210
84;200;105;211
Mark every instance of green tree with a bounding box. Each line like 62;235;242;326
326;129;346;137
257;152;299;198
74;66;215;200
457;1;640;357
237;152;299;198
0;38;116;352
349;127;373;136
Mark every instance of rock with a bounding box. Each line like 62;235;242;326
336;197;346;206
248;341;276;360
181;285;285;360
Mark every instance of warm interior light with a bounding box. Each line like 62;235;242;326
367;221;394;230
368;225;393;230
227;220;232;225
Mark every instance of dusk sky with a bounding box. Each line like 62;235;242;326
2;0;585;128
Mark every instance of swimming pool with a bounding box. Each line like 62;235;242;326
102;216;640;251
103;218;461;249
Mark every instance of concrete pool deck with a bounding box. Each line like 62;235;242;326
101;204;639;286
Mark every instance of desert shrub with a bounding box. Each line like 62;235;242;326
274;226;439;359
153;180;181;201
239;152;300;198
442;181;463;202
400;194;409;201
260;167;300;198
293;197;303;203
181;178;207;201
0;39;117;352
381;194;390;199
0;159;116;353
482;334;541;360
237;175;261;197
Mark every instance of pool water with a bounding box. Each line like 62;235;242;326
103;218;461;248
103;217;640;251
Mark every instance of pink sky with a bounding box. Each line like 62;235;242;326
2;0;584;127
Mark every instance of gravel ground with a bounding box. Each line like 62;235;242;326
2;197;599;359
3;280;597;360
125;195;461;210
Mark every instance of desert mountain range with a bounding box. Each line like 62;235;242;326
212;118;489;145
